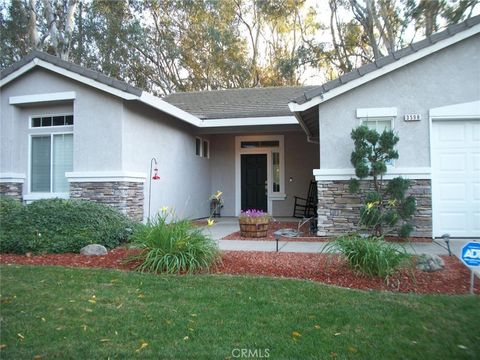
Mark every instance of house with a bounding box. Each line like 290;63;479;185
1;15;479;238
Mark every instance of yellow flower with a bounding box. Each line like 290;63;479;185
387;198;397;207
160;206;169;213
366;202;375;210
214;191;223;200
207;219;215;227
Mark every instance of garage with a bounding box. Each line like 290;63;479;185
431;111;480;238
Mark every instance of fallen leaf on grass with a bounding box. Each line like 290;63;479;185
116;303;123;309
100;339;110;342
33;355;42;359
292;331;301;338
348;346;358;353
314;325;321;329
41;317;46;322
17;333;24;340
137;294;145;298
458;345;468;350
0;344;7;350
83;325;87;331
85;308;93;313
190;314;197;317
334;332;341;336
135;341;148;352
183;336;189;341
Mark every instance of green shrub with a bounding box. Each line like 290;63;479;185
0;196;22;217
0;199;135;254
129;211;220;274
325;234;411;280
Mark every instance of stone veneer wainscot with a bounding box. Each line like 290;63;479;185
70;181;144;221
316;179;432;237
0;183;23;202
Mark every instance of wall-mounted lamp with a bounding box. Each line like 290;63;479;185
148;157;160;220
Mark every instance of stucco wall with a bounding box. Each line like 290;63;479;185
122;102;211;220
318;35;480;169
0;68;125;180
210;130;319;217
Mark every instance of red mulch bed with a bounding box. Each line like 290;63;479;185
221;221;432;243
1;249;477;295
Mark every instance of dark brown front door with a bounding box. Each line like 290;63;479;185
241;154;267;211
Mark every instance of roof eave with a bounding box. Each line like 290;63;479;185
289;21;480;113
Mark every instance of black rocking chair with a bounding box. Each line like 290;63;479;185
293;180;317;219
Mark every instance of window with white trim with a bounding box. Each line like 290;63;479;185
202;139;209;158
30;114;73;193
195;137;202;156
359;117;395;166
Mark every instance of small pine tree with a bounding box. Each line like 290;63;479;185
349;125;416;238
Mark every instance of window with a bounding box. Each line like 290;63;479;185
202;139;209;158
31;134;73;193
30;114;74;193
31;115;74;128
361;117;393;133
272;152;280;192
195;137;210;158
195;137;202;156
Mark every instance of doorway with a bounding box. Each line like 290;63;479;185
241;154;267;211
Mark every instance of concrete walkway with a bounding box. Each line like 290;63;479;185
206;217;477;260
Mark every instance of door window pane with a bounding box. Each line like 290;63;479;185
272;152;280;192
53;134;73;192
31;136;51;192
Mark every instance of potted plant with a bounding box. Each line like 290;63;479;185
238;209;271;238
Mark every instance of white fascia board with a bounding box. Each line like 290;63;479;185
430;100;480;119
200;116;298;127
0;173;26;183
356;107;397;118
0;62;37;87
313;167;431;181
0;58;137;100
139;92;202;127
9;91;76;105
289;25;480;113
66;171;146;183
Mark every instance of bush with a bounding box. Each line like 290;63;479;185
0;198;135;254
129;211;220;274
325;234;411;280
0;196;22;217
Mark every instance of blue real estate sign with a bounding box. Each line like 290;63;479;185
460;242;480;267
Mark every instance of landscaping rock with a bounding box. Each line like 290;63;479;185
80;244;108;256
416;253;445;272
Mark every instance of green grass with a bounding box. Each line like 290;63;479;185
1;266;479;359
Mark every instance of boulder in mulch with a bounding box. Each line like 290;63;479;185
80;244;108;256
416;253;445;272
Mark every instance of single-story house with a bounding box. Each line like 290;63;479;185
1;15;479;238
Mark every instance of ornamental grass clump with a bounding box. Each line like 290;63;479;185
130;210;220;274
325;234;411;280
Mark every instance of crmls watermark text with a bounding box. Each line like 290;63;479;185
231;348;270;358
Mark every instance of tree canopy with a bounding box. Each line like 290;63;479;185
1;0;478;95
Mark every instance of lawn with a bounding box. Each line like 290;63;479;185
1;265;479;359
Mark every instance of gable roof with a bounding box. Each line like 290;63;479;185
164;86;317;120
288;14;480;141
0;51;202;127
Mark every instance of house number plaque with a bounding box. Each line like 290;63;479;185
404;114;421;121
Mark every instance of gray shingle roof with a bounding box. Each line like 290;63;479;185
292;14;480;105
163;86;317;119
0;50;143;97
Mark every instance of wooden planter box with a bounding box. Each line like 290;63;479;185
239;220;269;238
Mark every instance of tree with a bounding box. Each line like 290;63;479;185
349;125;416;238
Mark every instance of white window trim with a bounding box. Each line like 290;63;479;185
195;137;202;157
202;139;210;159
235;135;285;216
358;109;397;167
28;131;73;196
29;113;74;129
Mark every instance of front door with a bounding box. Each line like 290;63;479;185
241;154;267;211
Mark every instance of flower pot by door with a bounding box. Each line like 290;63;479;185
239;220;269;238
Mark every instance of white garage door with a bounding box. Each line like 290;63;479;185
432;119;480;237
